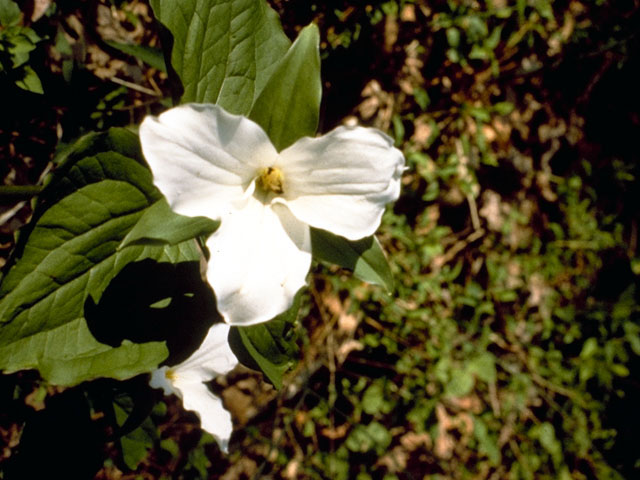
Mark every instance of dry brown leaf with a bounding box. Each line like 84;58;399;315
283;457;302;479
220;457;258;480
538;119;567;142
399;431;432;450
506;260;524;290
1;422;21;460
337;312;359;334
24;387;46;411
536;170;558;202
86;44;127;79
402;40;425;89
479;190;504;232
398;78;415;96
96;4;145;43
324;293;345;317
221;386;256;426
320;423;349;440
456;412;474;436
31;0;51;22
400;4;416;22
528;272;552;309
412;115;434;146
384;13;399;52
434;428;454;459
336;339;364;364
482;124;497;143
447;395;483;414
435;404;454;458
376;445;409;472
358;80;395;130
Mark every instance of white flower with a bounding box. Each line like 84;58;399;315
140;104;404;326
149;323;238;452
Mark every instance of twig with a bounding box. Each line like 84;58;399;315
0;185;43;201
432;228;485;269
109;77;160;96
0;202;26;226
466;192;481;232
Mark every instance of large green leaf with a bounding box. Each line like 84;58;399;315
120;198;219;248
149;0;291;114
311;228;394;292
248;23;321;151
229;291;302;389
0;129;205;386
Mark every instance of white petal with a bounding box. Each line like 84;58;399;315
278;126;404;240
149;366;174;396
148;324;238;452
172;379;234;452
206;199;311;325
140;104;278;218
148;325;237;395
177;323;237;376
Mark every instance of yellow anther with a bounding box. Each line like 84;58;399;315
258;167;284;194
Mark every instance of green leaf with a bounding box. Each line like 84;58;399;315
0;0;20;26
473;417;501;465
580;337;598;359
467;105;491;123
120;198;219;248
0;129;203;386
105;41;166;72
493;101;514;116
14;65;43;94
113;392;157;470
6;29;40;68
445;368;475;397
413;87;430;111
311;228;394;292
229;291;301;389
248;23;321;151
366;421;392;452
362;380;394;415
149;0;291;114
468;352;497;384
346;422;391;453
531;422;563;466
446;27;460;48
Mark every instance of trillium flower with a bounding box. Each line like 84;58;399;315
140;104;404;325
149;323;238;452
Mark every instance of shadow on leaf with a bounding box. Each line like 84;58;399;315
84;259;221;365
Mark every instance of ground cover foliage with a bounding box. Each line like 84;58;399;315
1;0;639;478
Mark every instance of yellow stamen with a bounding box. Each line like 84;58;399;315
165;369;178;381
258;167;284;194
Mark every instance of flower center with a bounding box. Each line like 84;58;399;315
257;167;284;194
165;368;178;382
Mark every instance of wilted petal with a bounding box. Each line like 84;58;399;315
206;199;311;325
140;104;278;218
279;126;404;240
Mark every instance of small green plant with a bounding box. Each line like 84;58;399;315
0;0;43;93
